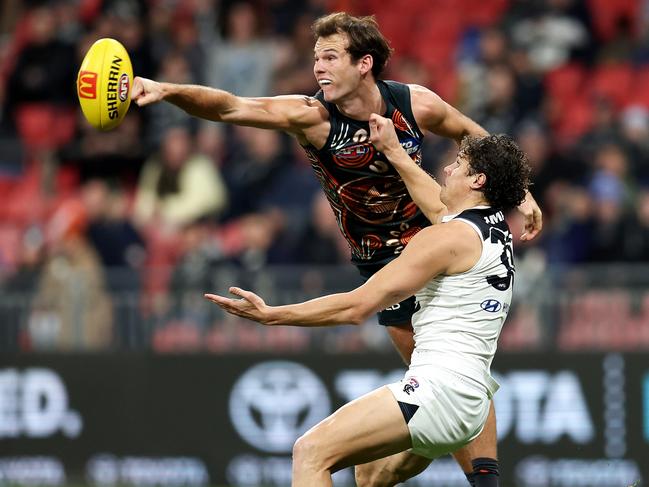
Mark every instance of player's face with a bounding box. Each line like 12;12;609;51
440;154;473;205
314;34;362;102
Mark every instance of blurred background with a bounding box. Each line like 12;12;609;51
0;0;648;485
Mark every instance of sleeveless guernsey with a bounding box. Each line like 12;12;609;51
411;206;515;396
302;80;429;269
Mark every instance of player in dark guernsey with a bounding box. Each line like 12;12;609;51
304;80;428;268
130;12;542;487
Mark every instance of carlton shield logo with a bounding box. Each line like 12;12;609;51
78;71;98;99
228;361;331;453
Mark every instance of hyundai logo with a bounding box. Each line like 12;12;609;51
481;299;502;313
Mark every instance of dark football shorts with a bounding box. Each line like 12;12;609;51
358;264;418;327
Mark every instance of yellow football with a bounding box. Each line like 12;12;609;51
77;38;133;131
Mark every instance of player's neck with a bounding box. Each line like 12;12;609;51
335;79;384;121
446;195;490;215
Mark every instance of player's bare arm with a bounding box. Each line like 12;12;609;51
130;77;329;142
409;84;488;143
369;113;446;224
205;222;480;327
410;83;543;240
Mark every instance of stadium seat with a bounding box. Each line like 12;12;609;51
152;321;202;352
545;64;587;104
587;0;638;42
410;7;463;67
0;224;22;270
552;94;594;146
462;0;510;27
498;304;542;350
14;103;76;151
625;66;649;109
4;162;49;224
589;64;634;109
558;290;632;350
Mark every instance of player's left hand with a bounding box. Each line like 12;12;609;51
205;287;273;325
517;191;542;241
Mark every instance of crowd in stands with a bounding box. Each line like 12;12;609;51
1;0;649;352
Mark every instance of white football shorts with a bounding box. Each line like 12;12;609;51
387;365;491;459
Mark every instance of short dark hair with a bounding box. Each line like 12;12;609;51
461;134;531;211
312;12;393;78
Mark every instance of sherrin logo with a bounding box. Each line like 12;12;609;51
78;71;98;99
119;73;129;102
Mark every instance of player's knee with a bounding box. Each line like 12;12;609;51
292;433;325;471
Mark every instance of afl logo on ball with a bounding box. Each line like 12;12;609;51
78;71;98;99
118;74;129;102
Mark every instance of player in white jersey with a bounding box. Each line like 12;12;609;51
205;114;530;487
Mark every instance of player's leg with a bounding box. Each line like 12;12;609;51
379;301;500;487
354;392;498;487
291;386;411;487
378;296;418;366
355;449;431;487
385;321;415;364
453;401;499;487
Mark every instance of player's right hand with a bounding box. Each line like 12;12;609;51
131;76;163;106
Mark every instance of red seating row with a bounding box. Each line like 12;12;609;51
558;290;649;350
545;63;649;143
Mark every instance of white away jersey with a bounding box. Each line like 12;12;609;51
411;206;514;397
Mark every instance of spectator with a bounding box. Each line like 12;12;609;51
221;126;295;220
207;1;278;97
294;192;349;265
82;179;146;347
5;4;76;118
167;217;224;328
146;52;197;146
0;225;45;351
623;190;649;261
29;199;113;350
509;0;591;71
619;105;649;184
134;125;228;231
475;63;521;134
587;171;630;262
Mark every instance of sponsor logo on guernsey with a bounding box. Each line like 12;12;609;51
481;299;502;313
403;377;420;395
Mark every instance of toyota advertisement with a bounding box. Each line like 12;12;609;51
0;353;647;487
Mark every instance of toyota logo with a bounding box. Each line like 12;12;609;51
229;361;331;453
481;299;502;313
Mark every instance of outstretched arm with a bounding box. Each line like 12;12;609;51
204;223;479;327
369;113;446;224
130;77;321;134
411;84;543;239
410;84;488;143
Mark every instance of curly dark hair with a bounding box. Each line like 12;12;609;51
312;13;393;79
460;134;531;211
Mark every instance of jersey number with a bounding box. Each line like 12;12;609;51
486;228;514;291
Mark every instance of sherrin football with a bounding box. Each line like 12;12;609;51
77;38;133;131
